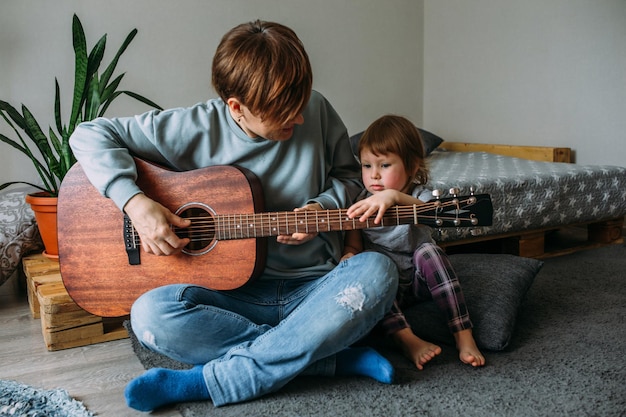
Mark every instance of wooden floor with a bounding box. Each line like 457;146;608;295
0;271;182;417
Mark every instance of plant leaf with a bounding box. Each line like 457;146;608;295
49;127;74;174
0;100;26;130
86;35;106;84
100;73;124;103
22;105;60;190
121;91;164;111
48;126;62;155
83;34;106;120
85;74;101;121
54;78;63;135
98;91;123;117
0;130;54;193
0;131;30;158
69;14;88;135
0;181;52;193
99;28;137;96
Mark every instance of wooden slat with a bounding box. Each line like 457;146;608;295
43;326;129;351
23;254;62;318
439;217;625;259
438;142;572;163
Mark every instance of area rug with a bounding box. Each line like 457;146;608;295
127;244;626;417
0;379;93;417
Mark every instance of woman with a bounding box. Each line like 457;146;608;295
70;20;398;411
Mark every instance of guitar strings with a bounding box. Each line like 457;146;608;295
166;198;480;241
126;198;481;244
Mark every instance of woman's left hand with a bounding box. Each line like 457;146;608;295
276;203;322;245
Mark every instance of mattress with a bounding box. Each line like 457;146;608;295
426;150;626;242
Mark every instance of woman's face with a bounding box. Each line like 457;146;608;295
237;104;304;141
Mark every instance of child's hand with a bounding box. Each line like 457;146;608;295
346;190;400;224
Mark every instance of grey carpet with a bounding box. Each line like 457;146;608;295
127;244;626;417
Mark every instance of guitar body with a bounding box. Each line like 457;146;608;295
58;159;266;317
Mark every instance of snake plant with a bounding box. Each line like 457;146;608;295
0;14;162;196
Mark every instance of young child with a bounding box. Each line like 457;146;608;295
343;115;485;370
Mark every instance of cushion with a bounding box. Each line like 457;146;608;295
349;126;444;159
0;188;43;285
403;253;543;351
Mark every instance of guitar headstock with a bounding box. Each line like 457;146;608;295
417;191;493;228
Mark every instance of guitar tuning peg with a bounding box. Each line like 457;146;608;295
432;189;441;199
449;187;460;197
469;186;475;195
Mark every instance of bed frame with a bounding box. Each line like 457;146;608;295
434;142;624;259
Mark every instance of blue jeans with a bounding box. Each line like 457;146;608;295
130;251;397;406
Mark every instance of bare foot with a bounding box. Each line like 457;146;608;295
454;329;485;367
392;328;442;370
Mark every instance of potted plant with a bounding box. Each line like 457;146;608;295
0;14;162;258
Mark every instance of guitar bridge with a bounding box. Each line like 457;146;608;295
123;214;141;265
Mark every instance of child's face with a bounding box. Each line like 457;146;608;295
360;149;411;194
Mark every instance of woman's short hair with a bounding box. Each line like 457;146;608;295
212;20;313;126
359;115;429;185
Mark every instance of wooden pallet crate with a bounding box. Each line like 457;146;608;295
23;254;128;351
440;217;624;259
22;254;64;318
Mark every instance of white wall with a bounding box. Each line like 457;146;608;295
0;0;423;187
5;0;622;189
423;0;626;166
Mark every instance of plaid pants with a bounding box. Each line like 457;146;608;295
379;242;473;336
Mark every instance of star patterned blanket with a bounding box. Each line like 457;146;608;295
426;151;626;242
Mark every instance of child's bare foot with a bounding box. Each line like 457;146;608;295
454;329;485;367
392;328;442;370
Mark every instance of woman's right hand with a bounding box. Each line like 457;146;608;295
123;193;191;256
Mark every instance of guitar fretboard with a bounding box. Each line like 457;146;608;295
179;196;486;241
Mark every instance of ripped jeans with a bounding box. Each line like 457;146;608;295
130;251;398;406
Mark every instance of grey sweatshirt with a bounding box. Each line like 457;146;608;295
69;91;362;280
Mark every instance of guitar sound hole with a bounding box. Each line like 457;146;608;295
174;203;217;256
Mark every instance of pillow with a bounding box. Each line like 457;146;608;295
349;127;444;159
0;188;44;285
403;253;543;351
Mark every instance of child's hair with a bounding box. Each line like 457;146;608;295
212;20;313;126
359;115;429;185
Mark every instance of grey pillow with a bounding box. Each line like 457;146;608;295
403;253;543;351
0;188;44;285
349;127;444;159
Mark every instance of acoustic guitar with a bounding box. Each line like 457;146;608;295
57;158;493;317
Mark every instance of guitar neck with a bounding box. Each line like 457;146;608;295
206;194;492;241
214;206;412;240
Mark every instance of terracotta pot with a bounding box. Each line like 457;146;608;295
25;192;59;259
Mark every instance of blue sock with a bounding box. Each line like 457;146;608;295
124;365;210;411
335;347;395;384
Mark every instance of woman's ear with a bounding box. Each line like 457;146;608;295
226;98;244;118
